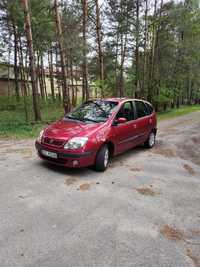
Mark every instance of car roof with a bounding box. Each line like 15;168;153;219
92;97;151;104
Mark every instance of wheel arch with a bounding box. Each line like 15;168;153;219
95;140;115;157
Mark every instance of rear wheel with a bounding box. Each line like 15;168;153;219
144;131;156;148
95;144;110;172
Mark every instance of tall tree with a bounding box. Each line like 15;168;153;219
134;0;140;97
140;0;149;98
95;0;104;96
12;22;20;100
21;0;41;121
48;47;55;101
147;0;158;102
82;0;89;101
54;0;70;112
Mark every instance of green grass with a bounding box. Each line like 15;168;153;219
157;105;200;120
0;96;200;139
0;97;64;139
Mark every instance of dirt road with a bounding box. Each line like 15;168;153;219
0;111;200;267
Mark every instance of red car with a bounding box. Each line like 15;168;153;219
35;98;157;171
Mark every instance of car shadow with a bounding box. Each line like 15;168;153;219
38;160;93;176
35;144;148;175
111;145;146;165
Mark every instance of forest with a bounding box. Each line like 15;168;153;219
0;0;200;132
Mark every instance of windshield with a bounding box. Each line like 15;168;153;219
64;100;118;123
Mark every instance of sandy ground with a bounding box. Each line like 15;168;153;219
0;111;200;267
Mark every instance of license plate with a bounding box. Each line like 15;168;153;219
41;150;57;159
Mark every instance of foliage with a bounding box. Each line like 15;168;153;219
0;96;64;138
0;96;199;138
157;105;200;120
0;0;200;126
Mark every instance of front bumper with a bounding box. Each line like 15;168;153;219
35;141;95;168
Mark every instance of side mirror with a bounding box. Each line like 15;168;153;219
115;117;127;124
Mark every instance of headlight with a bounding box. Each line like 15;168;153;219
37;130;44;143
64;137;88;149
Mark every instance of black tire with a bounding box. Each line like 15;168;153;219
95;144;110;172
144;131;156;148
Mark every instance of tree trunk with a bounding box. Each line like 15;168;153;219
135;0;140;97
55;46;62;103
18;35;29;122
54;0;70;112
37;53;45;99
41;56;47;99
176;96;180;108
114;30;119;97
69;54;76;107
147;0;158;102
21;0;41;121
12;23;20;100
24;47;30;95
119;9;129;97
153;0;163;101
7;23;12;97
187;68;192;105
19;36;28;96
119;33;124;97
141;0;148;98
74;65;78;105
48;48;55;101
95;0;104;97
82;0;89;101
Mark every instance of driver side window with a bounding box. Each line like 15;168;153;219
116;101;134;121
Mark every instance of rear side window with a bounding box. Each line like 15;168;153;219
144;102;154;115
135;101;149;118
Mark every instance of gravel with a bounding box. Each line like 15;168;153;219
0;111;200;267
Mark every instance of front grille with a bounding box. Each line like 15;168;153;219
40;153;68;165
42;137;65;147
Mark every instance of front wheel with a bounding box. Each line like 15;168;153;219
95;144;110;172
144;131;156;148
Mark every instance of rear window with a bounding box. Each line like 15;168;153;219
135;101;150;118
144;102;154;115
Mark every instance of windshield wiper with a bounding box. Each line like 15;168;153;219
83;117;99;123
65;115;83;122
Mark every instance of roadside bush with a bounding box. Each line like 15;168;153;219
153;94;171;111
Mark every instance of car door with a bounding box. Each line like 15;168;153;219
133;100;152;144
112;101;138;154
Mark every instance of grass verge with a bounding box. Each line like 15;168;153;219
0;98;200;139
0;97;64;139
157;105;200;120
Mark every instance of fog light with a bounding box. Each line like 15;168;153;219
72;160;79;166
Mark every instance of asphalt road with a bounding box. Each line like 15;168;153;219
0;111;200;267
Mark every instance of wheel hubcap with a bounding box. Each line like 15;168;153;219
149;133;155;147
104;149;109;167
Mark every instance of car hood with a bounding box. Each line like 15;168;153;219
44;119;105;140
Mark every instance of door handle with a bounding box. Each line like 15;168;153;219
133;124;137;129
